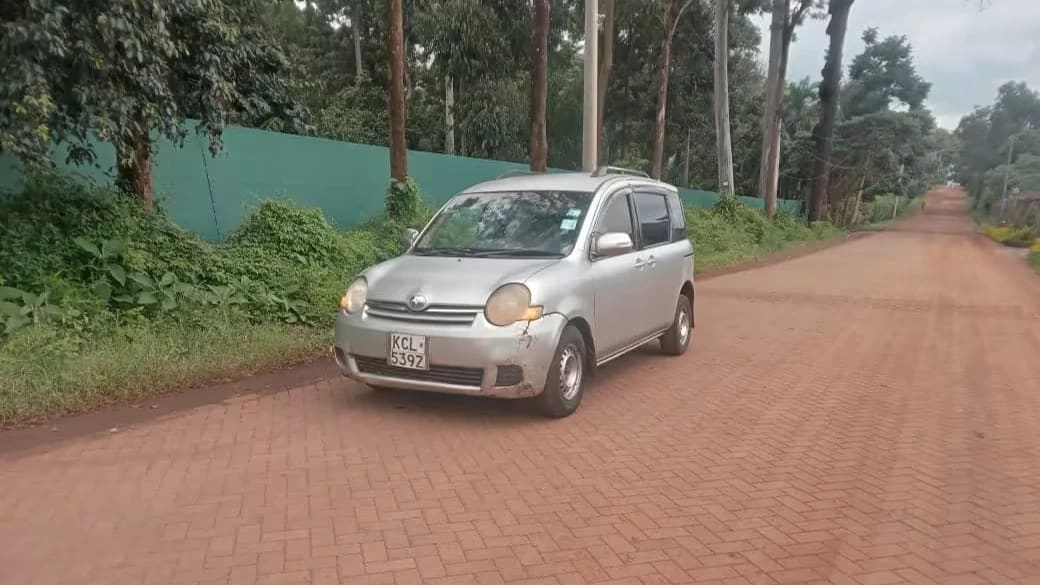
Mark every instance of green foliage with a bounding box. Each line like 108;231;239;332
230;200;343;267
690;198;842;271
982;224;1036;247
843;29;931;117
385;177;424;223
863;195;918;224
956;82;1040;204
0;314;327;425
313;77;389;145
0;0;305;170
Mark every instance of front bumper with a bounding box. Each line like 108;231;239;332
333;309;566;398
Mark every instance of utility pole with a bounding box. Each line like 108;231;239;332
582;0;599;172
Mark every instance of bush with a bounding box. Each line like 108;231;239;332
688;198;842;271
982;223;1036;247
863;195;919;224
385;177;424;223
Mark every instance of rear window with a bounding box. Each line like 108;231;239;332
633;192;670;247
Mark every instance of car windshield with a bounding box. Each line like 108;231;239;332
413;190;594;257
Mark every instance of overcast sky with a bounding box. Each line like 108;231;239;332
756;0;1040;129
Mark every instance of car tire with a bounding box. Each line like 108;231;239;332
536;325;588;418
660;295;693;356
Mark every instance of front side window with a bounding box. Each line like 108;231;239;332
633;192;670;247
414;190;594;258
596;193;634;238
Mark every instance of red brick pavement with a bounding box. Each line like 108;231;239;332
2;188;1039;585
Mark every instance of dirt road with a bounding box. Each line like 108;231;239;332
2;188;1039;585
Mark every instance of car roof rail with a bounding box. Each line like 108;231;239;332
592;165;650;179
496;169;539;179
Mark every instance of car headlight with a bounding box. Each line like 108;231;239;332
340;277;367;314
484;283;543;326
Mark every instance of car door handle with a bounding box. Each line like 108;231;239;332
634;257;649;270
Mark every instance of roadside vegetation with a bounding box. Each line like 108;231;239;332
979;223;1039;274
0;174;842;425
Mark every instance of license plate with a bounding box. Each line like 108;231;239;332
388;332;428;370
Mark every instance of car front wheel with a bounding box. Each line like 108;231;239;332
536;325;588;418
660;295;693;356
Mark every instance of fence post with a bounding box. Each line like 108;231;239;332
891;197;900;221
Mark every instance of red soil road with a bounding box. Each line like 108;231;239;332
2;187;1039;585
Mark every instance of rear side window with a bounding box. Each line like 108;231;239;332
666;194;687;242
633;192;670;247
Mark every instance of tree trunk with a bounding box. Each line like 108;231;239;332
445;75;455;155
759;0;787;216
713;0;735;196
597;0;616;164
117;123;154;211
387;0;407;180
809;0;854;221
682;128;691;187
651;0;680;180
352;1;363;80
851;172;866;225
530;0;549;172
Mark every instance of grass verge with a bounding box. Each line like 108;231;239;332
0;316;328;426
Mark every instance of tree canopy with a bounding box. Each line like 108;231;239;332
0;0;957;219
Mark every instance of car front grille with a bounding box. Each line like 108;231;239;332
352;355;484;387
365;300;482;325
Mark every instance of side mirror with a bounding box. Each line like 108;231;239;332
403;228;419;246
594;232;634;257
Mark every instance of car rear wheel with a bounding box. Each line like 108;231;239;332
660;295;692;356
536;325;588;418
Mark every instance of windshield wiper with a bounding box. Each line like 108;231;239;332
412;247;483;257
468;249;564;258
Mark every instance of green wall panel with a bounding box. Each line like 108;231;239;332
1;124;802;240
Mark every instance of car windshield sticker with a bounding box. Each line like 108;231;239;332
560;218;578;230
566;208;582;218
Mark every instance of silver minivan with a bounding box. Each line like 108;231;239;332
334;167;695;417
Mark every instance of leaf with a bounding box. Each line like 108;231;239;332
0;301;20;316
102;239;127;257
129;272;154;288
73;237;101;258
136;291;158;305
161;295;177;312
39;305;65;320
113;294;135;304
159;272;176;287
91;280;113;301
107;264;127;286
0;286;25;300
5;315;31;334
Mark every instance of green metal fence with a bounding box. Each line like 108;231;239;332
0;124;801;240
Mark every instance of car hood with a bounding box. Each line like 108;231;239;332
363;255;558;306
